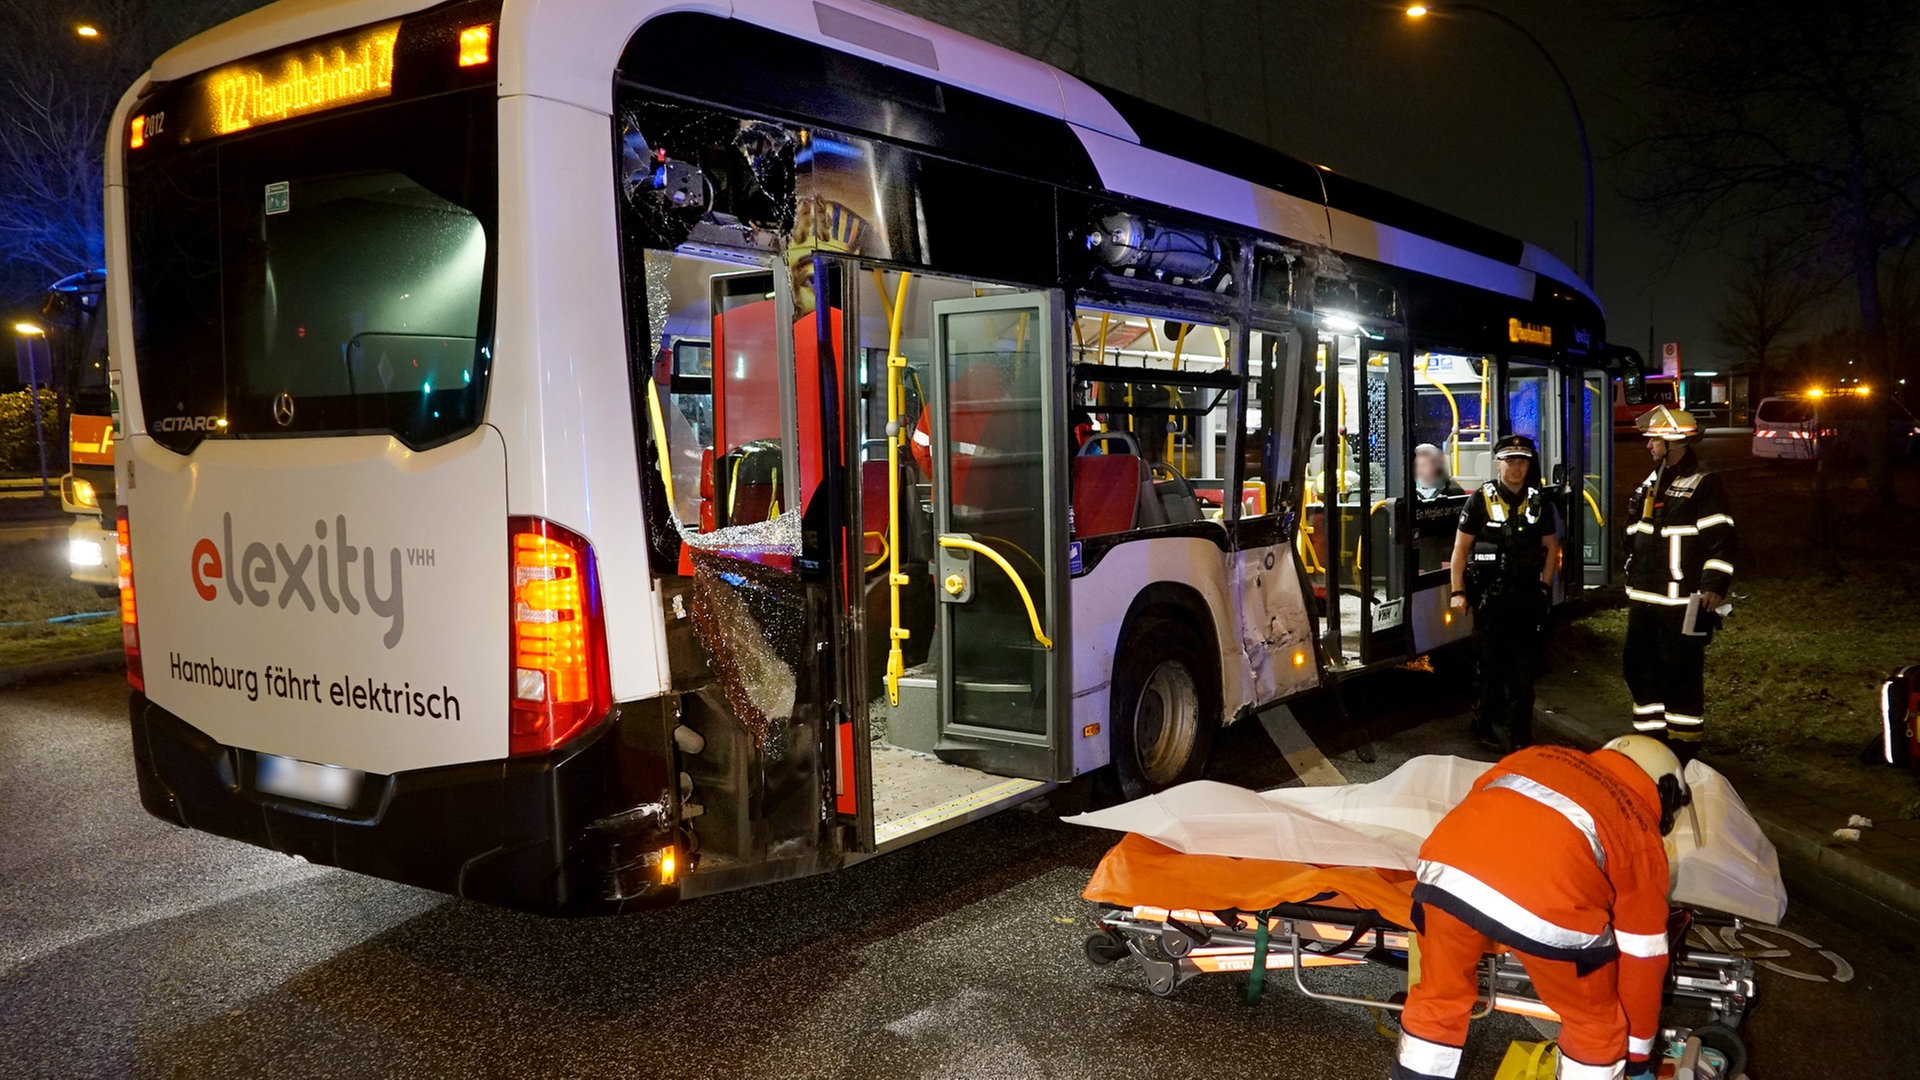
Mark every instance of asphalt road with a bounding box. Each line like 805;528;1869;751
2;670;1912;1079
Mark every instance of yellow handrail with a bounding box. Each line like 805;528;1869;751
876;269;914;706
937;535;1053;650
1582;486;1606;527
1416;357;1462;476
1353;497;1391;580
645;378;677;514
864;531;889;573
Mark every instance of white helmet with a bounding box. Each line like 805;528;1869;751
1636;405;1698;442
1603;734;1692;835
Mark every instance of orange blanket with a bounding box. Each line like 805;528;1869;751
1083;833;1418;927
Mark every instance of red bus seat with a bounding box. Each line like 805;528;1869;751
1072;454;1144;537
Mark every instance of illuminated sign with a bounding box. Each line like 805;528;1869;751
1508;318;1552;347
203;23;399;136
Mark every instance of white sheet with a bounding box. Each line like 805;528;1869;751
1065;755;1788;925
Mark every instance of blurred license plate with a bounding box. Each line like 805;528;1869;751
257;754;363;808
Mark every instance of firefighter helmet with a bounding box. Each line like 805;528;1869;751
1636;405;1697;441
1603;734;1692;835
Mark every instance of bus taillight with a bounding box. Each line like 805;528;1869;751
508;517;610;756
116;507;142;691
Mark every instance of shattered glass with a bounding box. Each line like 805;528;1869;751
617;105;795;252
683;513;804;754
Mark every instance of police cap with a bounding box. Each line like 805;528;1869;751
1492;435;1537;460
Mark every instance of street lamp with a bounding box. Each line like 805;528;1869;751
1404;3;1595;287
12;321;53;494
75;24;101;39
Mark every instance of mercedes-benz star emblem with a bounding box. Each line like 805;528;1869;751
272;391;296;427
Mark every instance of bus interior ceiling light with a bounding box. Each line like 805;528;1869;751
1319;312;1362;334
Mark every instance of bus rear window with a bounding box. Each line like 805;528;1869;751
126;88;496;451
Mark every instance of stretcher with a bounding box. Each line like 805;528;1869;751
1068;757;1780;1073
1080;834;1756;1035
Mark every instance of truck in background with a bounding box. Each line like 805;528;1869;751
38;270;116;592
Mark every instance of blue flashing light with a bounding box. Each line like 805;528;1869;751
462;368;471;384
422;379;433;395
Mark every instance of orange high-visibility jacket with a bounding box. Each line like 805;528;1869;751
1413;745;1672;1056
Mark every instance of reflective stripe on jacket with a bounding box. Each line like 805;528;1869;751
1412;745;1672;1052
1624;448;1736;603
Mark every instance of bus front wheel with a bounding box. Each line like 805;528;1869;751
1110;618;1217;800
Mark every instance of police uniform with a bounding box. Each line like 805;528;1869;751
1454;436;1559;751
1623;407;1735;762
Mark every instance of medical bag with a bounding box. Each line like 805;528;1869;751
1881;664;1920;769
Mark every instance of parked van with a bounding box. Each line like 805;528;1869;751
1752;390;1919;461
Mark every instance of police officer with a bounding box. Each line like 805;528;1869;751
1450;435;1560;752
1623;406;1736;764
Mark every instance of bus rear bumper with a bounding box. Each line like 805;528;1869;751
128;692;680;914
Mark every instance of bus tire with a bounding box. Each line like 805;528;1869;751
1110;617;1217;800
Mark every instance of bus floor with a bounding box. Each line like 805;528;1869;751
869;743;1047;851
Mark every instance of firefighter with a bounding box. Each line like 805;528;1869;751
1391;737;1692;1080
1449;435;1560;752
1622;406;1735;764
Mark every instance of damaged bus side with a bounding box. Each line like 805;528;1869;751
109;0;1614;913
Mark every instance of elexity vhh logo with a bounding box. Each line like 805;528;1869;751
190;514;405;648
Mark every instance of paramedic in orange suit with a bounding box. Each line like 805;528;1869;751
1390;737;1692;1080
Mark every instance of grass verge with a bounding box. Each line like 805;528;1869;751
1551;454;1920;819
0;538;121;669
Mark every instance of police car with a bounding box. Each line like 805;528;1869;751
1751;389;1919;461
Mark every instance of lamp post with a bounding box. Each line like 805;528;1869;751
13;322;52;495
1406;4;1595;287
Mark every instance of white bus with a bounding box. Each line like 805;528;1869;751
107;0;1618;912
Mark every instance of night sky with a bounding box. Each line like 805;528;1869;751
882;0;1728;369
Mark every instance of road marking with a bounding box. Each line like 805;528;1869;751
1259;705;1347;786
1691;924;1853;983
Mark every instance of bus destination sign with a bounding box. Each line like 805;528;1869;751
199;22;400;138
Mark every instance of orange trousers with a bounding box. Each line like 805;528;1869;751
1392;907;1628;1080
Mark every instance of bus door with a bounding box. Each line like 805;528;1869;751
1315;331;1409;667
927;293;1064;774
845;268;1063;855
1502;357;1570;598
1577;369;1613;587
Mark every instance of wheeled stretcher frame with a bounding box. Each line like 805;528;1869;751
1084;900;1758;1033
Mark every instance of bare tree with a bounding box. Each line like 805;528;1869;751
1714;233;1833;379
1627;0;1920;503
0;0;254;303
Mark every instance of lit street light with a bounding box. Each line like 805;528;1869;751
76;24;101;39
1405;3;1595;286
11;321;53;494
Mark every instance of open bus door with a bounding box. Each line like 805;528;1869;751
1502;357;1571;600
838;267;1065;856
1313;329;1410;668
1577;369;1613;587
926;292;1066;774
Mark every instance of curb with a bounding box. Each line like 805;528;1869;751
0;650;125;690
1533;697;1920;929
